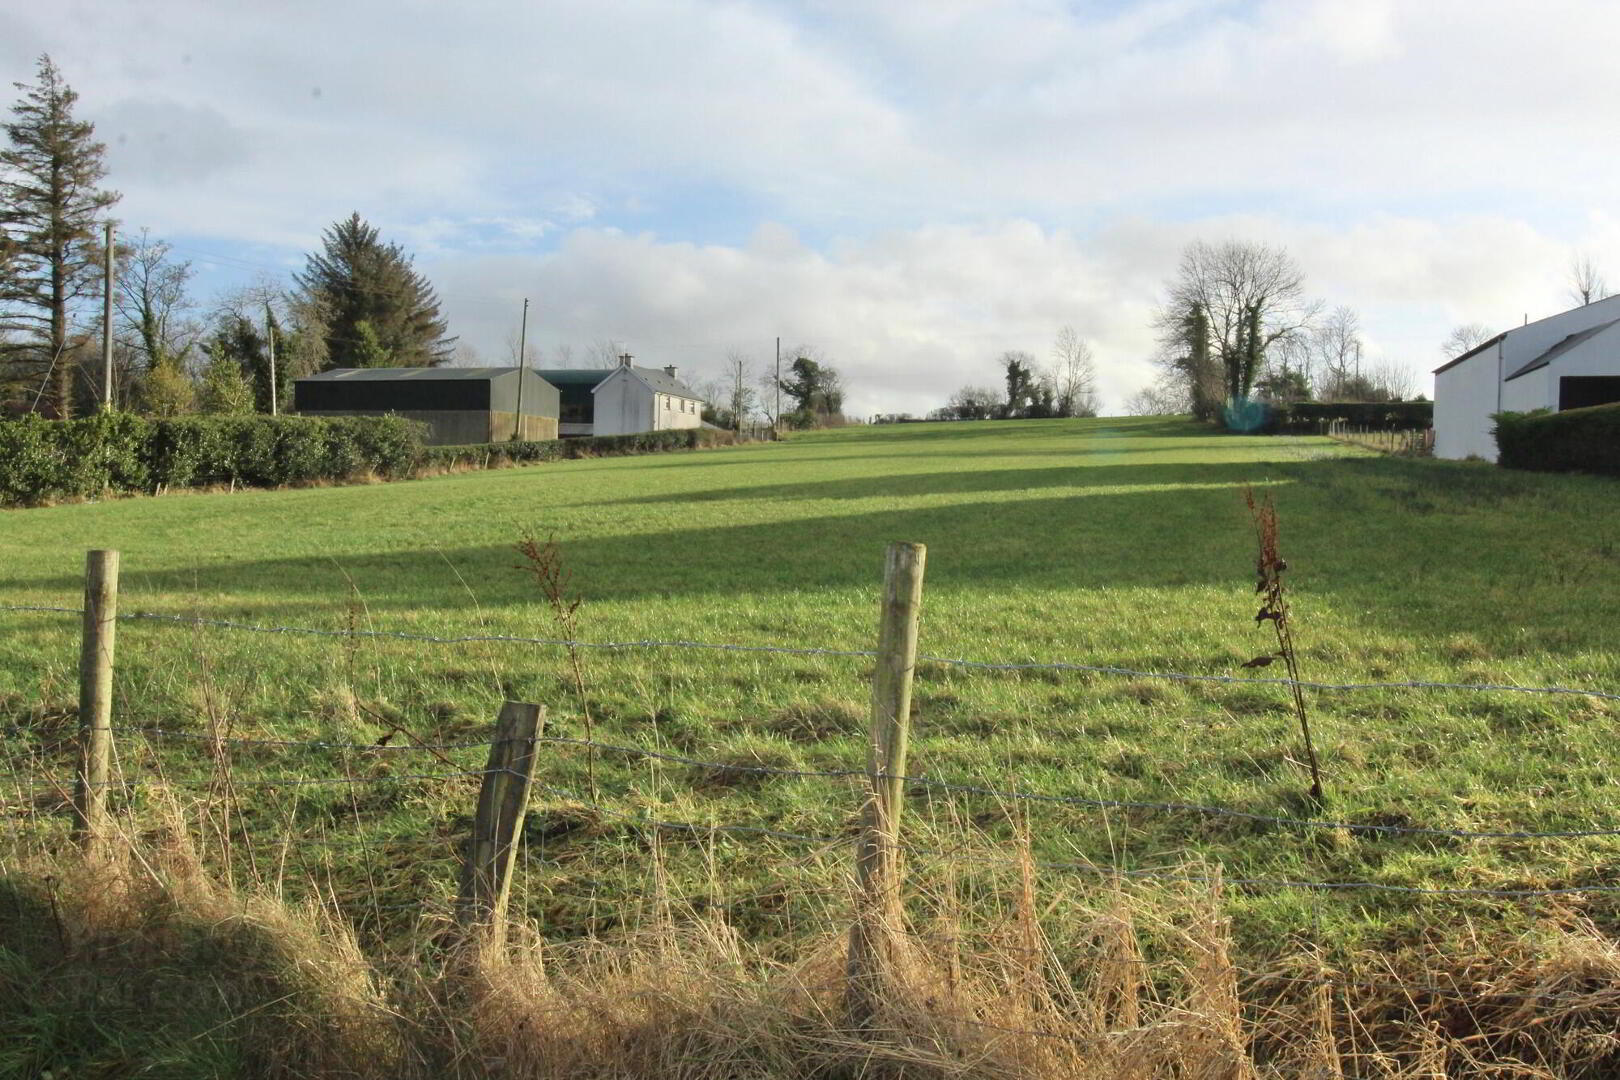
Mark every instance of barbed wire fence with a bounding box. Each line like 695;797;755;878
4;545;1620;1027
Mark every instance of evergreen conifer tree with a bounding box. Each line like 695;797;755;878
0;55;120;416
295;213;453;369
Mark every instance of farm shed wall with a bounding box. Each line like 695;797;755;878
1433;295;1620;461
293;367;560;446
1434;343;1502;461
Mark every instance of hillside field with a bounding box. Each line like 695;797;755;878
3;414;1620;1066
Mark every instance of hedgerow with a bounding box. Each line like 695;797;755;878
0;414;425;506
419;426;735;471
1259;401;1433;434
0;416;738;507
1493;403;1620;477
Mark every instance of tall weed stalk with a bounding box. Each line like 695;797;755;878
516;531;596;797
1243;487;1324;801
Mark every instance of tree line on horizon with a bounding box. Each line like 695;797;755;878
1125;240;1613;422
0;56;455;420
927;326;1100;422
0;55;849;432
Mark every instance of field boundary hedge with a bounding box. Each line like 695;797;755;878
1493;403;1620;477
1258;401;1433;434
418;426;736;471
0;415;742;507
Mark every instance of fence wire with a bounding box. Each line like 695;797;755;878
4;603;1617;703
15;727;1620;841
534;735;1620;840
511;774;1620;900
2;767;491;790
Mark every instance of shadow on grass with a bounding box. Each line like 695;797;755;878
6;459;1295;610
5;443;1611;652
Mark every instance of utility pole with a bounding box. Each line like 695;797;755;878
265;303;278;416
101;222;114;411
512;298;529;440
774;335;781;437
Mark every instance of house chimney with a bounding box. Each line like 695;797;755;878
663;365;677;378
618;353;633;367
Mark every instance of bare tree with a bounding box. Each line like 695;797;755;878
1122;380;1185;416
944;385;1000;420
1568;252;1609;307
1309;305;1363;399
1366;360;1417;402
586;338;626;368
115;230;199;376
725;349;756;433
1050;325;1098;417
1440;323;1493;360
1158;240;1319;408
503;327;539;366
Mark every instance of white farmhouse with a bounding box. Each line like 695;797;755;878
1433;296;1620;460
533;355;705;438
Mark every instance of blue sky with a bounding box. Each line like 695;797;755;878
7;0;1620;413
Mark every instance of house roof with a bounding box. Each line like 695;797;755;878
623;365;700;399
1432;334;1505;376
571;364;700;399
1503;318;1620;382
298;366;525;382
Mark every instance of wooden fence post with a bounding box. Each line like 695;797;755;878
73;550;119;855
846;540;926;1025
457;701;545;950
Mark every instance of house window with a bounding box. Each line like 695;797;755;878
663;396;670;410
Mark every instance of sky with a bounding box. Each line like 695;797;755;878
7;0;1620;415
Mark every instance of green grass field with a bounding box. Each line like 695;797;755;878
3;415;1619;965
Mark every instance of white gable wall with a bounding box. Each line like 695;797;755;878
590;368;705;436
1434;343;1503;460
592;369;651;436
1434;295;1620;461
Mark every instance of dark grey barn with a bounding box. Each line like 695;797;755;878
293;367;561;445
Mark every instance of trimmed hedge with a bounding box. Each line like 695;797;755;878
420;426;736;470
1260;401;1433;434
0;414;425;506
1493;404;1620;477
0;417;741;507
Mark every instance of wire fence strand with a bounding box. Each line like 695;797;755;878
514;775;1620;899
4;603;1616;702
537;735;1620;840
15;728;1620;841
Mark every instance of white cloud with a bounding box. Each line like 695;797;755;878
8;0;1620;413
431;211;1606;416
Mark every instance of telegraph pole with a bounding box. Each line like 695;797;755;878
512;298;529;440
774;335;781;437
101;222;114;411
265;303;278;416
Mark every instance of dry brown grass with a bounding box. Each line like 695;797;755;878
5;814;1620;1078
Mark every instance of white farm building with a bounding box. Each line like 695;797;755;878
533;355;705;438
1433;296;1620;460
